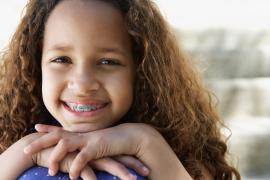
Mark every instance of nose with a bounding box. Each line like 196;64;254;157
67;66;100;96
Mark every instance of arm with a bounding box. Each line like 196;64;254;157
141;128;213;179
135;124;193;180
0;131;148;180
25;123;194;180
0;133;42;179
140;128;214;180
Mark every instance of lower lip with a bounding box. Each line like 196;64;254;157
62;102;109;117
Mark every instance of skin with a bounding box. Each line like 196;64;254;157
36;1;213;179
41;0;143;178
0;131;148;180
41;0;135;133
0;1;145;180
35;1;191;179
0;0;213;180
26;123;194;180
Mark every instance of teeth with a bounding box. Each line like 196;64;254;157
66;103;99;112
74;105;96;112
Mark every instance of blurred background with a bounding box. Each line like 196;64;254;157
0;0;269;179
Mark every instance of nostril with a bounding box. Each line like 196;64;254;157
67;78;101;93
67;81;101;97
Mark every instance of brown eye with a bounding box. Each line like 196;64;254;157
99;58;120;65
52;56;71;64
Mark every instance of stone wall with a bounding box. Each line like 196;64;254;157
177;29;270;179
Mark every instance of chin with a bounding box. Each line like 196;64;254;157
63;124;100;133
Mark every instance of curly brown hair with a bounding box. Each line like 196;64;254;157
0;0;240;179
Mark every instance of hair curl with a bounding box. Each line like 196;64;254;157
0;0;240;179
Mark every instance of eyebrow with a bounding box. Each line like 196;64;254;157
45;45;74;54
96;47;128;56
45;45;127;56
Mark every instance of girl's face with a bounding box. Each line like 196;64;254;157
41;0;135;132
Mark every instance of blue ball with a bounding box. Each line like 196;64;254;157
18;166;147;180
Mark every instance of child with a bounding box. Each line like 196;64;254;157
0;0;240;179
0;0;147;179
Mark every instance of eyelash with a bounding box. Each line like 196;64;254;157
51;57;120;66
99;58;120;65
51;56;71;64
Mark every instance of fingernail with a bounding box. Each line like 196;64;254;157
142;166;150;174
129;173;137;180
139;164;149;174
34;124;39;131
69;175;78;180
48;169;55;176
23;146;30;154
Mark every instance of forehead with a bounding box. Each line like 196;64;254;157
43;0;131;52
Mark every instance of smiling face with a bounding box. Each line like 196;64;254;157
41;0;135;132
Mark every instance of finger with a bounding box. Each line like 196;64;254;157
80;166;97;180
35;124;62;133
70;148;94;179
90;157;137;180
24;130;63;154
56;152;96;180
25;129;82;155
48;141;69;176
114;155;150;176
48;137;82;175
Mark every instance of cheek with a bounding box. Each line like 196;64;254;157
41;68;64;106
107;72;134;108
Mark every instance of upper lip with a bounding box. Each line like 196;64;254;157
61;98;109;105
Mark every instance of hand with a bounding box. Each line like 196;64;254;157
25;123;192;180
35;146;143;180
34;147;95;179
28;124;149;180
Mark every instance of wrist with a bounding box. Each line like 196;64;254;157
22;133;45;165
138;125;193;180
0;133;41;179
21;133;40;166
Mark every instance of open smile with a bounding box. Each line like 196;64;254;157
61;101;109;117
66;102;106;112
